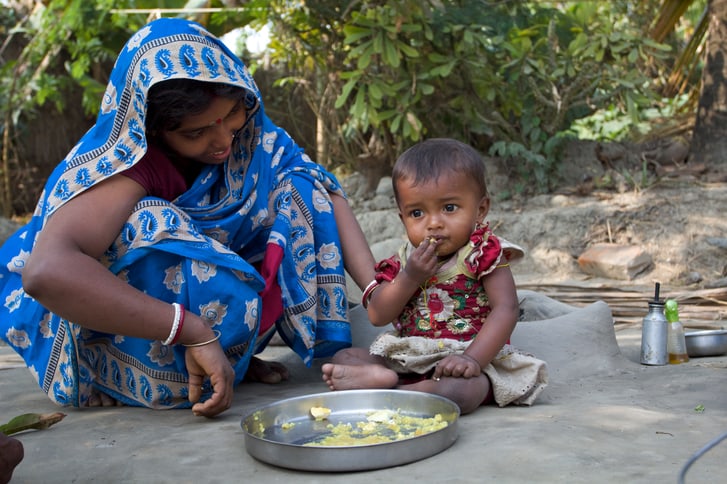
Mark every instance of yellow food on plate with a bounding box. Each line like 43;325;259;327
305;409;448;447
309;406;332;420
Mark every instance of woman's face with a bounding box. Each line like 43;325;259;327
160;96;246;165
396;171;490;258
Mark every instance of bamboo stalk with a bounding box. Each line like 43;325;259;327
518;283;727;326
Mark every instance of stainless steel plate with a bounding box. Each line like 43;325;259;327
240;389;459;472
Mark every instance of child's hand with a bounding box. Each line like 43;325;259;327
403;237;440;283
432;353;482;380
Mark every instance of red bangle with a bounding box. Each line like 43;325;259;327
170;303;185;345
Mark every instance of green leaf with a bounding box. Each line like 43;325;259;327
335;78;358;109
343;25;373;44
357;44;375;70
383;39;400;67
398;41;419;58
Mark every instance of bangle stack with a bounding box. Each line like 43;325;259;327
162;302;185;346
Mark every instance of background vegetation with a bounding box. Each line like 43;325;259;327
0;0;721;217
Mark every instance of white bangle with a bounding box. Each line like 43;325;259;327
162;302;183;346
361;279;380;309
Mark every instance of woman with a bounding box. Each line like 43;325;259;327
0;18;375;417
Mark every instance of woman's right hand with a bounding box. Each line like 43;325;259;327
184;341;235;417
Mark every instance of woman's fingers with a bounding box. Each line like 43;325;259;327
185;345;234;417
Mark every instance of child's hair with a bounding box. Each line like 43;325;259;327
145;79;249;133
392;138;489;203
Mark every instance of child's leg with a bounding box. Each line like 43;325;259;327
399;374;491;415
321;348;399;390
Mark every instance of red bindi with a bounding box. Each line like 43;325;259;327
215;118;222;124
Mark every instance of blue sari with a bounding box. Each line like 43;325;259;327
0;18;351;409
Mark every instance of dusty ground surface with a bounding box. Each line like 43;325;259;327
2;140;727;483
484;139;727;290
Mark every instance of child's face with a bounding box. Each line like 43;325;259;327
396;171;490;258
161;96;246;165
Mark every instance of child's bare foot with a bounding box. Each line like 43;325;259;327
321;363;398;391
244;356;290;384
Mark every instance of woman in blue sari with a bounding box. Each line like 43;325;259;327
0;18;375;417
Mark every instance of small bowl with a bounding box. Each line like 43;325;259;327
684;329;727;357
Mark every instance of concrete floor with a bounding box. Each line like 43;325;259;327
2;295;727;483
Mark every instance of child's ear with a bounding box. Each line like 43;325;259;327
477;196;490;220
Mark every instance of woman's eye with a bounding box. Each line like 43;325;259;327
183;130;204;140
227;100;245;117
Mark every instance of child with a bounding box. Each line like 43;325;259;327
322;138;547;414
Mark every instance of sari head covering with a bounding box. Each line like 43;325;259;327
0;18;352;409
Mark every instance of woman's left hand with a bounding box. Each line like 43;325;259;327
432;353;482;379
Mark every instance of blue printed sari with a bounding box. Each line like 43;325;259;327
0;18;351;409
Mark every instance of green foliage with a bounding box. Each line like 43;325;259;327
0;1;704;216
327;0;672;193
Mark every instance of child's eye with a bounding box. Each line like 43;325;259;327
444;204;457;212
410;209;423;218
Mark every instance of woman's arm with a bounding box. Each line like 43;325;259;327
23;175;211;345
22;174;232;417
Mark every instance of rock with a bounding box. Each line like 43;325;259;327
355;210;404;245
577;243;653;280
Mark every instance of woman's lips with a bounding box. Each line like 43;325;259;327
210;146;231;161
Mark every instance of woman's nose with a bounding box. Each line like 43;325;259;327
210;123;235;146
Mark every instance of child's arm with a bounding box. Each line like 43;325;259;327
433;265;519;379
367;238;439;326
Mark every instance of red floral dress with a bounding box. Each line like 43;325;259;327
374;224;520;342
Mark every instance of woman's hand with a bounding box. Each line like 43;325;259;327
432;353;482;380
184;342;235;417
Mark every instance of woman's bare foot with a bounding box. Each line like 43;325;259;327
321;363;399;391
244;356;290;384
86;390;122;407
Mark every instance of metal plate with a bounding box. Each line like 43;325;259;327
240;389;459;472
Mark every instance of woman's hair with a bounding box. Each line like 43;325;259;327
145;79;248;133
392;138;489;202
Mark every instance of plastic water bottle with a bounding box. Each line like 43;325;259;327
640;282;668;365
665;299;689;364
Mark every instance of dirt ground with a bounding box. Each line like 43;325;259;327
483;139;727;291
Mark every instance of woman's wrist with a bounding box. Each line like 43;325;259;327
177;312;215;346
